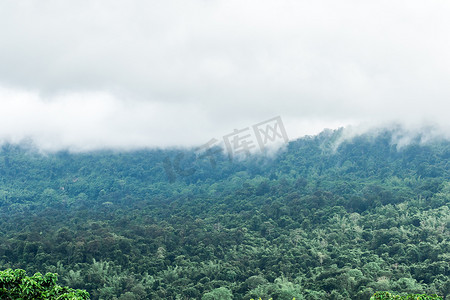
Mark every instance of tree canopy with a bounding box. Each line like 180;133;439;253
0;128;448;299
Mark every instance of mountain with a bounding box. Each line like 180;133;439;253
0;127;449;299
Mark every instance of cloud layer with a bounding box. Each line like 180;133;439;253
1;0;449;150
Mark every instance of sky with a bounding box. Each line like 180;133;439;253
0;0;449;151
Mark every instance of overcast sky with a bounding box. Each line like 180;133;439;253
0;0;449;151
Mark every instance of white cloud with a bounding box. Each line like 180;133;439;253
0;0;449;150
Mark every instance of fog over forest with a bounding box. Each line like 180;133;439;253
1;1;450;151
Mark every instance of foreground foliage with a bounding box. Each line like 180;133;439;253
0;268;89;299
0;127;448;299
370;291;443;299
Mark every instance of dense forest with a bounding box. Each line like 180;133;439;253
0;127;449;299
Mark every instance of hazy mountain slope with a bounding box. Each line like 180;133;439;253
0;128;449;299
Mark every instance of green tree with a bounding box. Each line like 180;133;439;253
201;287;233;300
0;268;89;300
370;291;443;299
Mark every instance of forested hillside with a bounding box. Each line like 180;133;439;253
0;128;449;299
